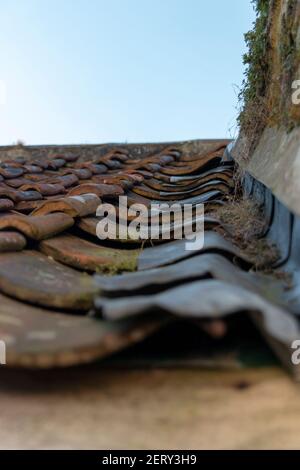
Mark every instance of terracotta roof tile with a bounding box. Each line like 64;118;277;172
0;250;98;310
20;182;66;196
32;193;101;217
0;167;24;178
39;234;139;273
0;198;14;211
0;139;297;375
0;231;27;251
0;185;43;202
0;213;74;240
67;182;124;198
0;290;163;368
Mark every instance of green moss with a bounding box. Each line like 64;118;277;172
94;251;138;275
238;0;270;130
279;0;300;129
280;0;298;67
237;0;300;158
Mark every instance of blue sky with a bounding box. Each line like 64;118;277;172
0;0;255;144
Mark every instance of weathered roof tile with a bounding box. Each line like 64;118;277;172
1;139;295;374
39;234;138;273
0;212;74;240
32;193;101;217
0;250;98;310
0;231;27;251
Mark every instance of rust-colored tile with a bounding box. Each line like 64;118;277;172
45;173;79;188
32;193;101;217
23;164;43;174
0;231;26;251
62;168;93;179
0;199;14;212
102;160;122;170
0;185;42;202
90;174;139;188
76;217;99;237
0;250;98;310
20;183;66;196
67;183;124;198
0;167;24;179
52;152;79;163
25;173;48;182
145;170;233;192
77;217;140;245
14;200;43;213
0;212;74;240
76;162;107;174
5;178;31;188
46;158;66;170
160;156;221;176
40;234;139;273
131;181;230;200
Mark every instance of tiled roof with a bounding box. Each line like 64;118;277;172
0;139;298;374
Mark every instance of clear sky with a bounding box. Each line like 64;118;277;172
0;0;255;145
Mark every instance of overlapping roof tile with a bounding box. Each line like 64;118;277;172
0;139;298;377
